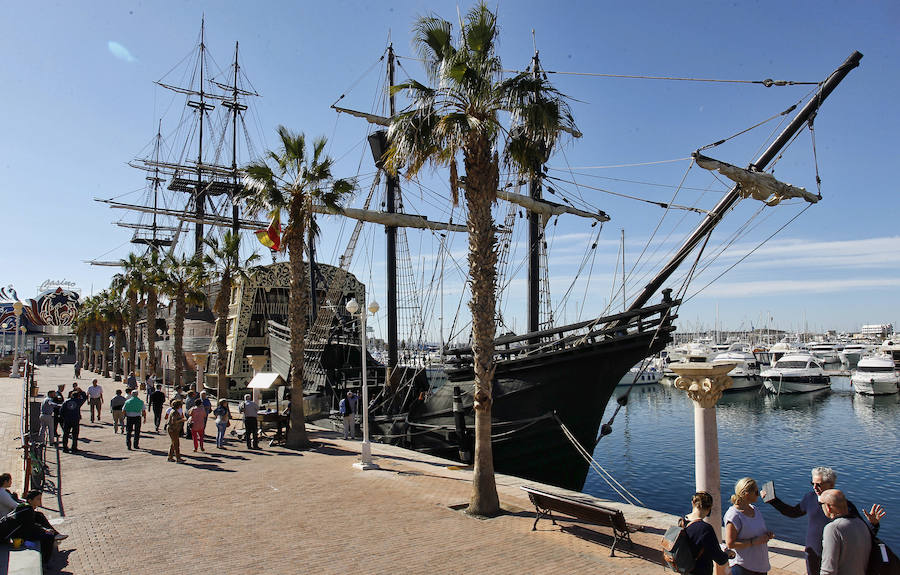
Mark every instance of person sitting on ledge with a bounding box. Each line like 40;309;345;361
0;490;67;565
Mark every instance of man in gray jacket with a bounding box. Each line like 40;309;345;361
819;489;871;575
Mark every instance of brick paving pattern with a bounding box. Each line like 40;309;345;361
1;366;806;574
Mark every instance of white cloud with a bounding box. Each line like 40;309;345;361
698;277;900;298
108;41;137;63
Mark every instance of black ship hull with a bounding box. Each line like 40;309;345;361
272;297;677;491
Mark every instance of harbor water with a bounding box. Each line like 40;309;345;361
586;374;900;550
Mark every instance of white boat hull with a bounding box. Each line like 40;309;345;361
618;368;662;385
851;375;899;395
763;377;831;394
726;375;762;392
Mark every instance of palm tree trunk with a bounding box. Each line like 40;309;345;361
114;324;124;378
128;291;138;374
286;201;310;448
102;322;111;378
464;140;500;517
215;273;230;399
174;292;186;389
147;288;158;377
124;289;138;376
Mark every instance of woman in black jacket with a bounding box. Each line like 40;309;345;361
684;491;735;575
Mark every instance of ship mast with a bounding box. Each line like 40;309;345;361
385;44;399;374
621;50;863;321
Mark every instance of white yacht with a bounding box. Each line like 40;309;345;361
850;355;899;395
762;352;831;394
839;343;873;368
808;342;843;365
713;349;762;391
881;338;900;370
618;364;663;385
768;341;798;365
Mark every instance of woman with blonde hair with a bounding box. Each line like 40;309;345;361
724;477;774;575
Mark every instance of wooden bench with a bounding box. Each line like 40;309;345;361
521;486;640;556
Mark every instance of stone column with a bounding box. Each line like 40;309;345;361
670;362;734;547
121;350;130;376
138;351;148;384
246;355;268;403
192;353;209;394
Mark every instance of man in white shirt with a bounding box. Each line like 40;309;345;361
86;379;104;423
238;394;260;450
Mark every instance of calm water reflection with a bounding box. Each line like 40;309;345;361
586;376;900;549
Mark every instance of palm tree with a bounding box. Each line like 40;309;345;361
158;253;207;390
141;250;163;380
113;253;147;375
242;127;355;449
385;2;577;516
203;232;259;399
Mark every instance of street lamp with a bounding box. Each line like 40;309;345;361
345;297;379;469
10;301;23;378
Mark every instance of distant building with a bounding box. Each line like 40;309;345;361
860;324;893;337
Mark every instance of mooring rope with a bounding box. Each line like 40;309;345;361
554;415;644;506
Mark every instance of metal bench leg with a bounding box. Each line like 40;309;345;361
610;533;618;557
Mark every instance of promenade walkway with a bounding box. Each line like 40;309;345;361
1;366;807;574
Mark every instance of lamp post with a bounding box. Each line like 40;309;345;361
165;327;174;390
345;297;379;469
10;301;23;378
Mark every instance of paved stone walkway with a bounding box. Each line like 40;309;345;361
1;366;807;574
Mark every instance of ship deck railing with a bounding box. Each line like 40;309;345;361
447;299;678;365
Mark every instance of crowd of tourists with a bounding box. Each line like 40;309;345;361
679;468;886;575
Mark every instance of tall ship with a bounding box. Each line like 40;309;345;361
93;21;266;386
265;46;862;490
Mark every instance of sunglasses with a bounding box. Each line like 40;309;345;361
811;482;829;488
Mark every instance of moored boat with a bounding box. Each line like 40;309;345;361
850;354;899;395
712;349;762;391
762;352;831;394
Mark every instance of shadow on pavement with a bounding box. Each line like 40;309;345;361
70;451;127;462
561;524;665;565
44;547;75;574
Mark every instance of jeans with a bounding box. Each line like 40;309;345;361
244;417;258;448
38;414;55;443
125;416;142;448
216;422;228;448
731;565;768;575
61;421;79;451
805;547;821;575
343;414;355;439
152;406;163;430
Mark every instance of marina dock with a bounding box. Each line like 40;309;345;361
2;366;808;574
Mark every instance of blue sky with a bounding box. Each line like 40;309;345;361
1;1;898;340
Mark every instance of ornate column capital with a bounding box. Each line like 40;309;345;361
246;354;268;373
671;362;735;408
138;351;149;360
192;352;209;366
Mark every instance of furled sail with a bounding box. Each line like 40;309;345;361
312;204;467;232
496;190;609;226
694;152;819;206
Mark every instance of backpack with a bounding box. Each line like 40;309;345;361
661;519;703;574
867;534;900;575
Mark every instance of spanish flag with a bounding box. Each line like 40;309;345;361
255;210;282;252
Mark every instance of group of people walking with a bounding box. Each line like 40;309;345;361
683;467;885;575
37;376;267;461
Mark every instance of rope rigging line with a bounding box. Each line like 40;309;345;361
554;415;644;506
330;48;389;109
545;175;707;214
548;157;692;170
683;203;813;305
